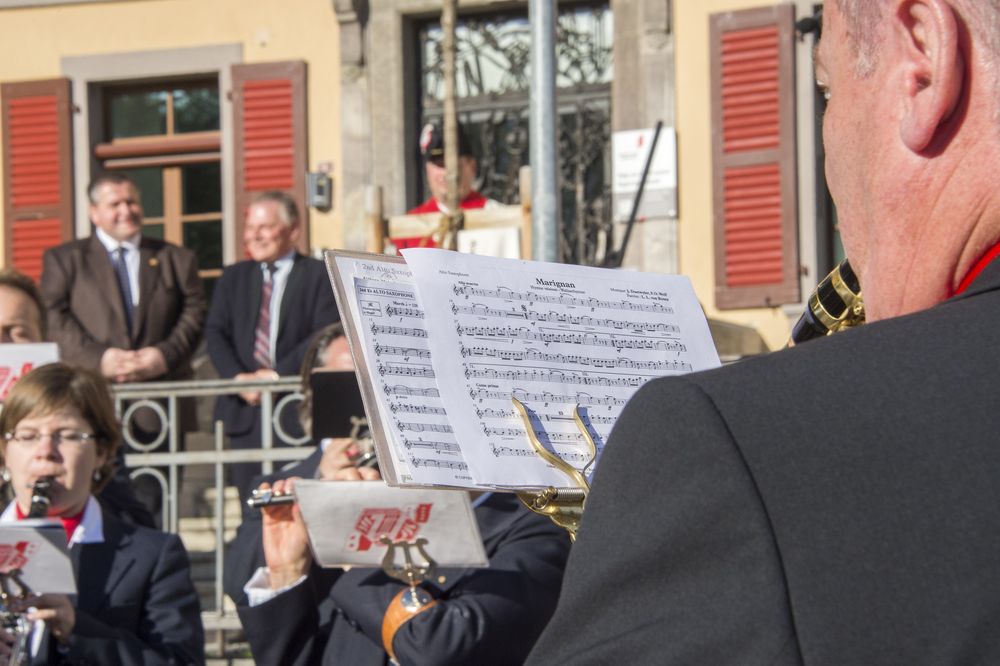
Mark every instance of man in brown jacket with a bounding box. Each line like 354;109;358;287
41;173;205;384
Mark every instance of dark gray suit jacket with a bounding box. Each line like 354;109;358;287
55;508;204;664
226;450;570;666
206;254;340;436
40;234;206;380
527;261;1000;665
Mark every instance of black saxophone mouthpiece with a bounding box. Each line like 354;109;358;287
790;259;865;345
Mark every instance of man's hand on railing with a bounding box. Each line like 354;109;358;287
234;369;280;406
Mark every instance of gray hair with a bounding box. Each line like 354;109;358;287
87;173;137;205
250;190;300;227
834;0;1000;78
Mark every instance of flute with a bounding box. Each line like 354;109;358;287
246;488;296;509
246;450;380;509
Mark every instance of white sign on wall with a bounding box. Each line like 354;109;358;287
612;127;678;222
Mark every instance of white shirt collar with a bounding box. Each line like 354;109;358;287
95;227;140;253
262;249;296;273
0;495;104;545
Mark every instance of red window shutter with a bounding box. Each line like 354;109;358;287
2;78;74;282
710;5;800;309
231;61;309;253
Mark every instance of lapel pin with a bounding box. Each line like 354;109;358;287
149;258;159;267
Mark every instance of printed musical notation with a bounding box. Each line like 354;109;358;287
411;458;468;471
375;343;431;359
474;407;616;425
482;426;585;443
378;363;435;378
454;325;687;352
464;365;646;388
397;421;453;434
452;284;672;314
460;345;692;372
490;445;591;464
390;402;447;416
371;323;427;339
403;439;460;454
385;305;424;319
452;303;680;333
468;388;627;407
384;384;440;398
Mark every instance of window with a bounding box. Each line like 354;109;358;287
94;79;223;297
417;2;613;265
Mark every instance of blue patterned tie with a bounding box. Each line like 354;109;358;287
112;246;134;334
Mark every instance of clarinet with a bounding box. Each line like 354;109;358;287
27;477;53;518
790;259;865;345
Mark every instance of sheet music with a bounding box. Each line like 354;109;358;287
326;252;477;488
402;248;720;489
352;276;477;487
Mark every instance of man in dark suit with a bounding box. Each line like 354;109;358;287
205;190;339;506
528;1;1000;664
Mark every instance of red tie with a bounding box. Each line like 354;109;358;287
253;263;276;369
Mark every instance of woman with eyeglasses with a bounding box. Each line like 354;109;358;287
0;363;204;665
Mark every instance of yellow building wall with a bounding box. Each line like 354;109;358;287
0;0;343;256
674;0;797;351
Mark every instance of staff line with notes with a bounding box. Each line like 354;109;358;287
452;285;673;313
452;303;681;332
455;325;687;352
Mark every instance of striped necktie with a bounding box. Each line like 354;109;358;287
253;263;277;369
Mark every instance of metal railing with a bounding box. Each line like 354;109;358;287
111;376;312;637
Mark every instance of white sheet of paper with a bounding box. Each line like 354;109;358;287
0;344;59;401
295;479;487;568
402;248;721;489
0;520;76;595
457;227;522;259
326;252;478;488
351;276;477;487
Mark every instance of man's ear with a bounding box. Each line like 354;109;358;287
896;0;964;152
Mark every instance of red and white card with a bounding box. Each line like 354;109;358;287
294;480;488;569
0;520;75;595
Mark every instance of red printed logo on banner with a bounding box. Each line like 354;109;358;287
0;541;36;573
0;363;35;401
345;503;433;552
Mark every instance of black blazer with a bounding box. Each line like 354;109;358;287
57;508;204;664
205;254;340;435
527;261;1000;665
226;450;571;666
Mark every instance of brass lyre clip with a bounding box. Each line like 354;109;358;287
511;397;597;541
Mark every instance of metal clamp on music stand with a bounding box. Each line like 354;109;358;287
379;536;439;663
511;397;596;542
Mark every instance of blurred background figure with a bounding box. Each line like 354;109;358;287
0;269;45;344
206;191;340;511
407;122;498;215
0;363;203;664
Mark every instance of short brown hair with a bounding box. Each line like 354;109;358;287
88;172;137;205
0;268;45;339
0;363;121;492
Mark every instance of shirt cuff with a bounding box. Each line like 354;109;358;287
244;566;308;607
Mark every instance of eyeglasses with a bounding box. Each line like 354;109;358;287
4;430;96;447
